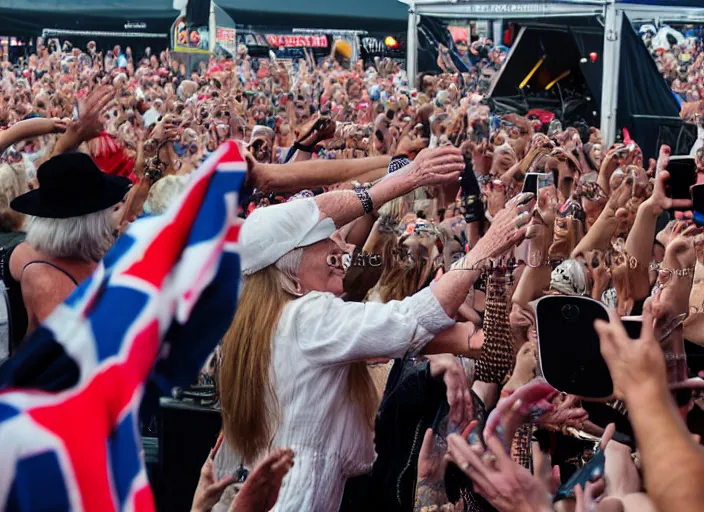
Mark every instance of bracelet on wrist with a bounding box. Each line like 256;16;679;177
356;189;374;214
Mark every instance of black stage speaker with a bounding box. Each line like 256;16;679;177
157;398;222;512
186;0;209;27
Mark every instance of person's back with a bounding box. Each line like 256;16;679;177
7;152;130;340
9;241;93;336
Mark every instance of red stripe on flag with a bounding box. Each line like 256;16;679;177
27;319;160;511
123;171;211;288
224;223;240;243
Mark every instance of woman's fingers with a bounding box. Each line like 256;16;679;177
419;428;435;464
463;388;474;427
208;475;237;496
671;198;694;210
600;423;616;451
425;154;466;171
446;435;497;497
584;478;606;506
485;435;512;470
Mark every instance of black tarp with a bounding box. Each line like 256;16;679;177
487;15;687;159
0;0;407;37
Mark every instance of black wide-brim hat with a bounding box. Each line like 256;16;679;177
11;152;132;219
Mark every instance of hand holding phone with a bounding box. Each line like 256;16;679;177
522;172;554;195
667;156;697;203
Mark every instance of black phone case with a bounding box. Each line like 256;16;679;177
460;156;485;224
522;173;538;195
667;157;696;203
536;296;613;399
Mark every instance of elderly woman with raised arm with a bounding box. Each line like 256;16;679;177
213;146;532;511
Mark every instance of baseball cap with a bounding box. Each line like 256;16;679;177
239;197;336;275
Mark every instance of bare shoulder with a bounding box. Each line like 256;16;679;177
20;263;74;323
9;242;37;281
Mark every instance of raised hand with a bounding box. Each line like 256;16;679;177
51;117;70;133
403;146;465;188
483;379;559;448
573;479;606;512
594;310;667;401
445;434;555;512
415;428;450;512
656;144;671;174
503;341;538;394
427;354;473;430
74;86;113;141
191;447;237;512
643;170;693;215
231;448;295;512
396;133;429;158
469;192;534;265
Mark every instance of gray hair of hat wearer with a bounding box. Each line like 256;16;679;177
550;259;588;296
25;207;116;262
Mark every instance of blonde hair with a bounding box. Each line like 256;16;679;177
143;174;189;215
372;231;441;304
220;265;289;463
220;249;377;462
0;163;28;232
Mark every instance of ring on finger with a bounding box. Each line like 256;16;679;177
481;452;497;466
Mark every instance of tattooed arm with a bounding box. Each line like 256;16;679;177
414;428;451;512
415;477;449;512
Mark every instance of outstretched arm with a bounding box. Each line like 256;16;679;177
251;155;391;193
0;117;66;153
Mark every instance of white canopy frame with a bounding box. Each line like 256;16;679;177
401;0;704;147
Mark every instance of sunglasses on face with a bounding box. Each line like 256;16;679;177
326;254;346;269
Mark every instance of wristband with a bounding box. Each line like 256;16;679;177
388;155;411;174
356;189;374;214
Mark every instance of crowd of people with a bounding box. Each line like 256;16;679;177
1;32;704;512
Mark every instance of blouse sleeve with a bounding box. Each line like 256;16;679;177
286;287;455;366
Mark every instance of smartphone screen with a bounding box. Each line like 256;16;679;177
522;172;553;195
522;173;538;195
667;156;696;203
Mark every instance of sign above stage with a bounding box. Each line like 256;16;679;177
266;34;328;48
404;0;704;23
407;0;606;19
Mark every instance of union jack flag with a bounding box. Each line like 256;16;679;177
0;141;247;511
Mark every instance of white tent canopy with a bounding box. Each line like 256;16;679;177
400;0;704;146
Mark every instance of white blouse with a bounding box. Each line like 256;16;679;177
214;287;455;512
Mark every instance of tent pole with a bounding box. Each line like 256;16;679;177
407;3;418;88
209;1;216;53
493;20;503;45
600;1;622;148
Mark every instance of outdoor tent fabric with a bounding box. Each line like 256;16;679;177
617;0;704;6
0;0;408;32
483;15;680;158
613;15;681;126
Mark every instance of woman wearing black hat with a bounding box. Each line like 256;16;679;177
8;152;131;339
